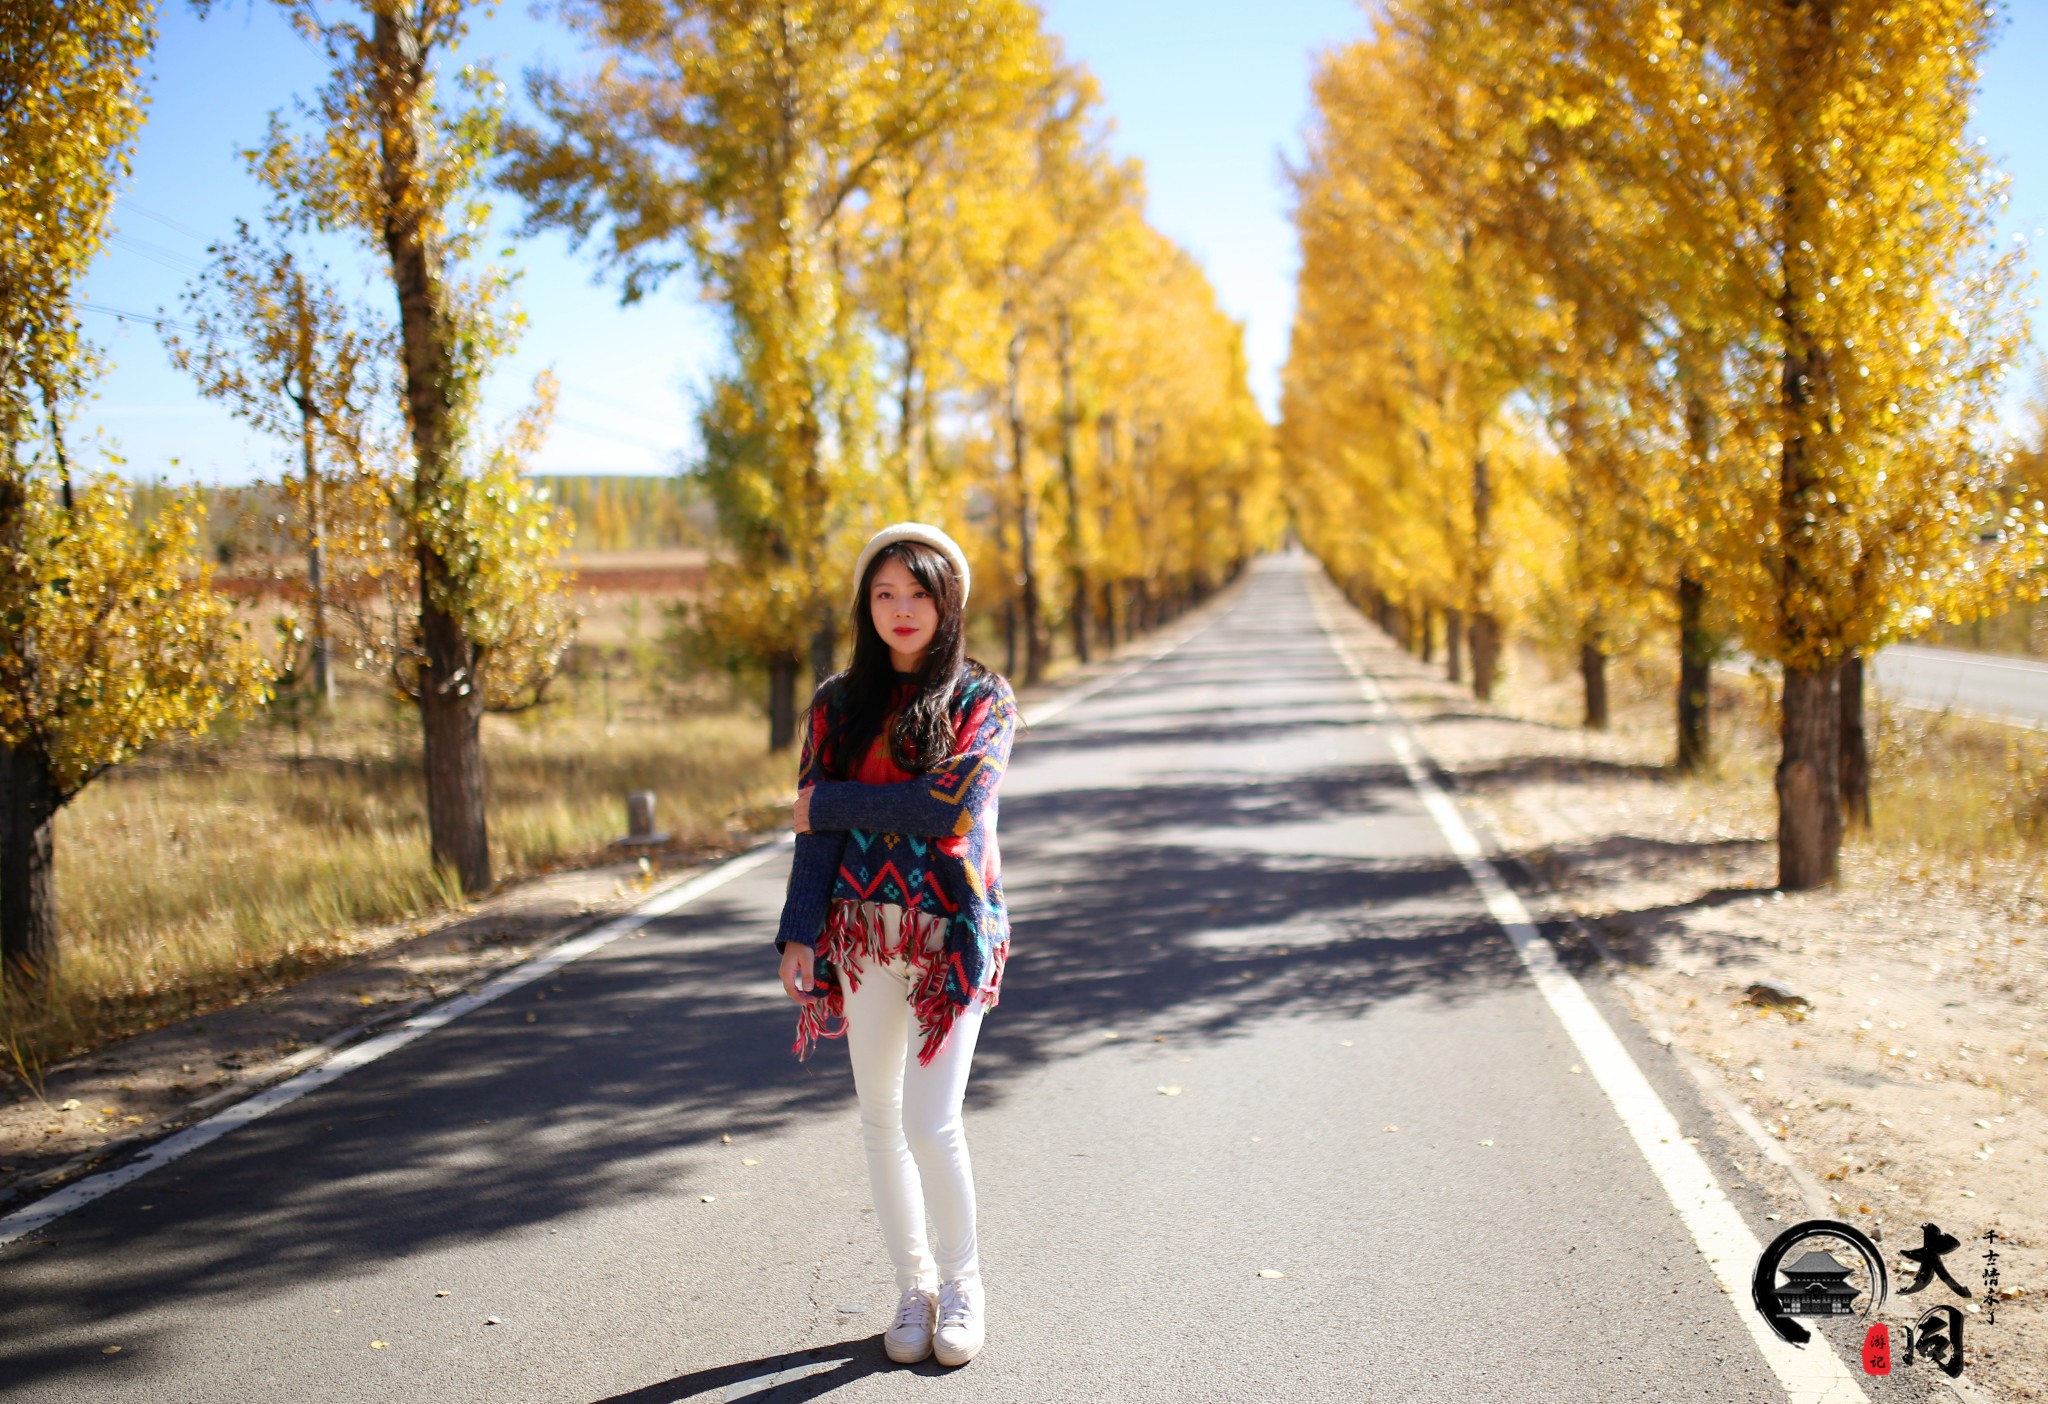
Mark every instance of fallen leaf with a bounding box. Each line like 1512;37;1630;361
370;1340;387;1350
741;1158;761;1166
100;1107;117;1115
1256;1269;1288;1279
700;1194;716;1202
1339;1040;1355;1048
525;1012;537;1023
359;995;374;1006
1568;1064;1583;1075
1382;1125;1400;1133
1156;1085;1183;1096
122;1116;143;1125
721;1133;732;1144
434;1291;450;1298
101;1346;122;1356
1478;1139;1494;1146
1101;1031;1119;1040
485;1317;501;1326
59;1098;82;1111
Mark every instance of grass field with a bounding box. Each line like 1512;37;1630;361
1;566;789;1081
1500;639;2048;910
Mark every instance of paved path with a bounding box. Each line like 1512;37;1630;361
0;557;1946;1402
1874;643;2048;728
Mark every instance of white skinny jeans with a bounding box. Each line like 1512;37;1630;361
841;904;986;1295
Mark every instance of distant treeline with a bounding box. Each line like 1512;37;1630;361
128;473;708;564
533;474;708;553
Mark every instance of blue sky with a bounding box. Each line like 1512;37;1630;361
77;0;2048;484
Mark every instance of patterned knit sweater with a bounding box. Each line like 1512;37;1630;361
773;663;1019;1064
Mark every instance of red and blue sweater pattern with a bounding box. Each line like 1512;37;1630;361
774;663;1019;1064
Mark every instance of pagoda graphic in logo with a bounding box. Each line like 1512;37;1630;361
1774;1248;1864;1318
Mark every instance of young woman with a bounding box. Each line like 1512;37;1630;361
773;522;1019;1369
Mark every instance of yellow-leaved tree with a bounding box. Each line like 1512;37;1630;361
0;1;270;984
244;0;576;893
506;0;1050;744
1297;0;2041;888
1285;22;1547;701
165;216;389;704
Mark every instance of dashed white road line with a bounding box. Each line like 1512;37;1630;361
1308;580;1872;1404
0;839;789;1250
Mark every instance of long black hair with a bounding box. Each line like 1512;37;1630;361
820;540;981;778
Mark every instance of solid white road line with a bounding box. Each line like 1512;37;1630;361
0;839;790;1250
1308;583;1872;1404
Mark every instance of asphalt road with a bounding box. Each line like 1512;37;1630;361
0;557;1947;1402
1873;643;2048;727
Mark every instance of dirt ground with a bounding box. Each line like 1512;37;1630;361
1346;620;2043;1403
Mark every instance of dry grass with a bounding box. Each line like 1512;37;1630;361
1493;639;2048;912
0;583;788;1081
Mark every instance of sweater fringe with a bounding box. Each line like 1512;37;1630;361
791;899;1004;1067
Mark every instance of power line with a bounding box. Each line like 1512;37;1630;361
73;300;213;340
116;198;210;243
108;229;208;276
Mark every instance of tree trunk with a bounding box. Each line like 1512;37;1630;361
1840;653;1870;830
1056;308;1089;666
375;12;489;896
808;601;836;688
1777;662;1844;889
1676;572;1711;773
895;176;923;513
1445;606;1464;684
0;740;61;987
298;399;333;704
1579;639;1609;730
1005;332;1048;684
1772;2;1842;892
1469;612;1500;703
1419;606;1434;664
417;591;490;893
767;652;800;751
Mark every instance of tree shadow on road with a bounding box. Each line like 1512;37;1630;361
0;786;1523;1395
0;569;1548;1397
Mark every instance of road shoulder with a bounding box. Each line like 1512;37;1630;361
1328;605;2039;1404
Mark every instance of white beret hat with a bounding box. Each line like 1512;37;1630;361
851;521;972;606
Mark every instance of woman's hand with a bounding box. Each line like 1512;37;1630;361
779;942;818;1003
793;786;814;834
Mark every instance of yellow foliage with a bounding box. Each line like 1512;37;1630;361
0;475;271;799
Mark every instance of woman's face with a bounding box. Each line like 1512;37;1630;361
869;554;939;670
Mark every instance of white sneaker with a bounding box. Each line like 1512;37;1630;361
883;1285;936;1363
932;1278;985;1367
